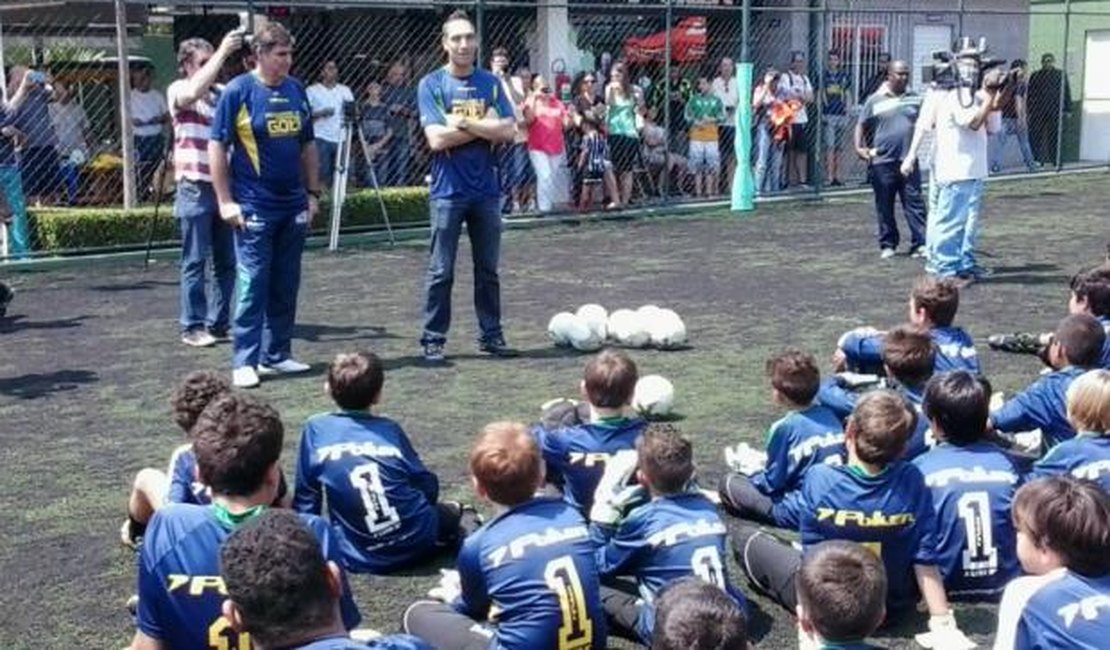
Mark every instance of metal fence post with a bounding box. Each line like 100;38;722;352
0;10;7;105
475;0;485;72
114;0;136;209
957;0;965;39
813;0;827;193
1055;0;1071;171
662;0;673;201
741;0;751;64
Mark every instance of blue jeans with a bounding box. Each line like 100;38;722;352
316;138;339;189
928;179;984;277
754;125;784;195
0;165;30;258
135;134;165;195
990;118;1036;172
870;161;926;250
232;207;308;369
383;138;411;186
60;160;79;205
175;179;235;335
421;197;503;346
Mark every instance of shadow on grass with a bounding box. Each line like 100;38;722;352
89;280;177;293
382;345;588;371
0;314;92;333
295;323;404;344
981;262;1065;286
0;369;98;399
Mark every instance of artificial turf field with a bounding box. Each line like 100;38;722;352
1;172;1107;648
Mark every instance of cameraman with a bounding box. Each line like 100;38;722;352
307;60;354;190
924;57;1003;285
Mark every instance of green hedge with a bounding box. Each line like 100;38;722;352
28;186;430;253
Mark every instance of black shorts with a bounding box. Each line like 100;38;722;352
789;123;809;152
20;146;59;197
720;126;736;161
609;134;640;174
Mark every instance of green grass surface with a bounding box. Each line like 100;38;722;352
1;173;1107;648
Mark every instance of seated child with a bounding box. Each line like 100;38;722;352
732;391;973;646
837;276;979;375
403;422;606;650
913;371;1023;600
992;476;1110;649
1031;369;1110;491
533;349;648;513
651;577;749;650
718;349;845;529
796;541;887;650
991;314;1107;451
591;423;746;644
132;392;360;650
293;351;477;574
820;324;936;459
221;509;430;650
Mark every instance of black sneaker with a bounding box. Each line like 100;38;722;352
0;281;12;318
423;342;447;364
479;336;519;358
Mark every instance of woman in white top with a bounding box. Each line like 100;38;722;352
711;57;739;194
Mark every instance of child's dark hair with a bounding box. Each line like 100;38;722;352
1070;266;1110;318
470;422;543;507
220;510;335;648
327;350;384;411
1054;313;1107;368
1012;477;1110;577
170;371;232;433
882;324;936;387
637;423;694;495
796;541;887;642
584;349;638;409
911;275;960;326
923;371;992;446
847;390;916;465
192;393;283;497
766;348;820;406
651;577;748;650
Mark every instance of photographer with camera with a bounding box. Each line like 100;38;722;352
307;60;355;190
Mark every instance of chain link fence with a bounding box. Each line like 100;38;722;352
0;0;1106;262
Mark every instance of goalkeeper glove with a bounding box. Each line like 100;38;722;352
724;442;767;476
428;568;462;603
589;449;643;526
914;611;976;649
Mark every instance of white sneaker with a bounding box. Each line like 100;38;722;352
181;330;217;348
232;366;260;389
880;248;896;259
257;358;311;375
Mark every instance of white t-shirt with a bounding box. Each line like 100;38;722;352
933;87;1002;183
131;89;168;137
780;72;813;124
912;87;942;171
307;82;355;143
711;76;739;120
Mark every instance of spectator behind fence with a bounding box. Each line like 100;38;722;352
0;71;35;258
10;65;60;207
605;61;645;208
359;80;393;188
576;115;617;211
570;71;613;206
685;76;726;198
991;60;1037;174
381;61;417;186
752;68;786;196
822;50;852;187
1027;53;1071;168
641;111;686;197
131;66;170;199
781;51;814;189
862;52;892;100
48;81;90;206
307;59;355;191
523;74;571;214
650;65;691;154
712;57;739;195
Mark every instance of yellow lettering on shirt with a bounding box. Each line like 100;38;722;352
166;574;228;596
266;111;302;137
815;508;915;527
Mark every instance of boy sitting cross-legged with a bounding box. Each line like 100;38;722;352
718;348;845;529
912;370;1024;601
992;476;1110;649
533;349;648;513
796;541;888;650
1030;368;1110;491
590;423;747;645
403;421;606;650
732;390;974;648
293;351;479;574
130;392;360;650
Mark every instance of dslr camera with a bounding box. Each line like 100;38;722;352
926;36;1015;92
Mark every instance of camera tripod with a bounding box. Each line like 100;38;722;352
328;110;396;251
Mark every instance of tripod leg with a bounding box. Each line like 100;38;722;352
354;120;396;246
144;137;175;269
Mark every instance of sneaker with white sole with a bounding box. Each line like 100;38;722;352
880;248;896;260
181;329;217;348
233;366;261;388
257;358;311;375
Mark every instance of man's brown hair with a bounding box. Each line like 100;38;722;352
584;349;639;409
796;541;887;642
637;423;694;495
911;276;959;327
1012;477;1110;577
766;348;820;406
193;393;283;497
442;9;474;36
847;390;916;465
882;324;936;387
170;371;232;433
1070;266;1110;318
327;351;384;411
252;22;294;54
470;422;542;506
1054;313;1107;368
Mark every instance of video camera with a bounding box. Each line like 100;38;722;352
926;36;1017;93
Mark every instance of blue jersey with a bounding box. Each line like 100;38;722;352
210;72;313;214
535;418;647;512
817;377;933;460
1031;433;1110;491
839;326;980;376
166;444;209;505
593;493;745;643
293;412;440;574
417;66;515;201
800;462;939;613
991;366;1085;449
294;634;435;650
749;405;845;529
453;497;606;650
136;504;360;649
912;443;1023;600
1007;570;1110;650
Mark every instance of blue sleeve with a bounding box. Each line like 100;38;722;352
910;471;940;566
1030;446;1068;482
491;77;516;120
751;421;793;496
292;426;323;515
595;516;646;579
166;447;193;505
400;429;439;505
991;384;1043;433
537;426;567;485
136;524;166;639
417;76;445;128
798;470;826;547
316;522;363;629
454;538;491;619
840;332;884;372
210;80;240;146
816;379;856;422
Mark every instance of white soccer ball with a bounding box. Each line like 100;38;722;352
646;308;687;349
576;304;609;340
607;308;651;348
636;304;663;323
566;314;605;351
547;311;578;347
633;374;675;417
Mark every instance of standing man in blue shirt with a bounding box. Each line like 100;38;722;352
210;22;321;389
417;10;518;364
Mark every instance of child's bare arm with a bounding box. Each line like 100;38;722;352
914;564;950;615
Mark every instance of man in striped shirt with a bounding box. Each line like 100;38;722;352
167;31;243;348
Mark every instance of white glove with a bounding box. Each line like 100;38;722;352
540;397;579;412
427;569;462;603
837;326;882;350
724;443;767;476
837;371;882;388
1012;429;1043;456
589;449;641;526
915;612;976;649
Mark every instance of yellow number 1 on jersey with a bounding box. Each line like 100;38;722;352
208;616;250;650
544;556;595;650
